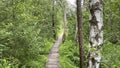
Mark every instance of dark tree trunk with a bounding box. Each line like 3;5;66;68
77;0;84;68
52;0;56;39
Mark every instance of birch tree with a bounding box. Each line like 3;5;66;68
88;0;103;68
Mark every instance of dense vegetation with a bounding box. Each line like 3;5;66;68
0;0;120;68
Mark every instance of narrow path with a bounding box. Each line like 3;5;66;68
45;33;63;68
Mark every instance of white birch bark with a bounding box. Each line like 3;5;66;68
88;0;103;68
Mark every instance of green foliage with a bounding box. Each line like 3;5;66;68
0;59;11;68
104;0;120;44
60;40;79;68
0;0;120;68
0;0;56;67
101;42;120;68
22;55;47;68
0;58;19;68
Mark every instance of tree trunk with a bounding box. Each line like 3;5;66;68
52;0;56;39
63;0;67;42
88;0;103;68
77;0;84;68
75;23;78;43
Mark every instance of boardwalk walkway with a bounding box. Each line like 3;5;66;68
45;33;63;68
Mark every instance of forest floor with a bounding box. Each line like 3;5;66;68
45;33;63;68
